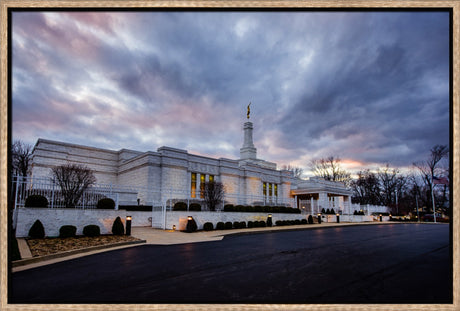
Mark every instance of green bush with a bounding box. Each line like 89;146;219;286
121;205;153;211
330;208;335;215
224;204;234;212
321;208;326;214
247;221;254;228
294;219;301;225
224;221;233;230
97;198;115;209
59;225;77;238
173;202;187;211
259;220;266;227
308;215;314;224
203;222;214;231
185;218;198;233
301;219;308;224
275;220;284;226
216;222;225;230
83;225;101;237
239;221;246;228
25;195;48;208
28;219;45;238
112;216;124;235
189;203;201;211
233;221;241;229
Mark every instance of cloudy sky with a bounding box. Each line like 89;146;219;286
12;10;450;176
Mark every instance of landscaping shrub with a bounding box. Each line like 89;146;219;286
97;198;115;209
321;208;326;214
326;208;331;214
83;225;101;237
331;208;335;215
233;221;241;229
275;220;284;226
294;219;301;225
224;221;233;230
235;205;245;212
203;222;214;231
247;221;254;228
189;203;201;211
258;220;266;227
173;202;187;211
28;219;45;239
121;205;152;211
216;222;225;230
59;225;77;238
239;221;246;228
112;216;124;235
224;204;234;212
25;195;48;208
308;215;314;224
185;218;198;233
301;219;308;224
254;206;263;213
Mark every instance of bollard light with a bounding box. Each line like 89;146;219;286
336;213;340;223
172;225;176;231
126;215;132;236
379;214;382;222
317;213;322;224
188;216;193;221
267;214;273;227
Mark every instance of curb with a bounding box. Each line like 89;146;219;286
12;239;146;268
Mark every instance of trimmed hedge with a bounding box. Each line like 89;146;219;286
222;205;301;214
189;203;201;211
173;202;187;211
203;222;214;231
83;225;101;237
59;225;77;238
29;219;45;239
224;221;233;230
112;216;124;235
97;198;115;209
185;218;198;233
216;222;225;230
121;205;153;212
25;195;48;208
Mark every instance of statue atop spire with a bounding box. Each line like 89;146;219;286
247;102;251;119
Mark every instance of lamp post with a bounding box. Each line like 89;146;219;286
126;216;132;236
379;214;382;222
317;213;322;224
267;214;273;227
336;213;340;223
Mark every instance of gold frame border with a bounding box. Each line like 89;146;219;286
1;1;458;310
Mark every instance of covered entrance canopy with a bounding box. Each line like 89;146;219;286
291;177;353;215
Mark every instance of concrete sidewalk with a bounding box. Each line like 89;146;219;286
13;221;407;272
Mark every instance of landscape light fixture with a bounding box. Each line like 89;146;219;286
336;213;340;223
267;214;273;227
126;216;132;236
379;214;383;222
317;213;322;224
188;216;193;221
172;225;176;231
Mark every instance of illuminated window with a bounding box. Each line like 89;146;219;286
191;173;197;198
209;175;214;182
269;183;273;197
200;174;205;198
274;184;278;197
263;182;267;196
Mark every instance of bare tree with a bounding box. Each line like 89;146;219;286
202;181;225;211
310;156;351;186
52;164;96;208
12;140;33;177
413;145;449;213
281;165;304;179
351;169;380;205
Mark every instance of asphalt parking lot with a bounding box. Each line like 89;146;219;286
10;223;451;304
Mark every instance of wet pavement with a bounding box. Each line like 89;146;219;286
10;223;451;304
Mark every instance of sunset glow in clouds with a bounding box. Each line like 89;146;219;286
12;10;450;175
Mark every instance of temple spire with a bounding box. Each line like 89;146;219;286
247;102;251;119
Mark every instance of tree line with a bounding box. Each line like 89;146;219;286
285;145;449;216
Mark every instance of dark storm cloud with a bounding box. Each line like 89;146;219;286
12;11;450;173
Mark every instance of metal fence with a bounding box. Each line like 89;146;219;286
11;175;295;210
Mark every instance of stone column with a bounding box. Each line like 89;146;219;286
240;122;257;160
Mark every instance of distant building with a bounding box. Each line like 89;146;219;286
30;117;353;213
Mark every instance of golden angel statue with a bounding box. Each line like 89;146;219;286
247;102;251;119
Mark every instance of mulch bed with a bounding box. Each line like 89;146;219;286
26;235;141;257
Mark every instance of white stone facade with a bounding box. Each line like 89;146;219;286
31;121;297;207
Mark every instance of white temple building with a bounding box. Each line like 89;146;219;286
29;112;354;213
